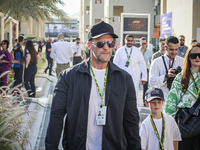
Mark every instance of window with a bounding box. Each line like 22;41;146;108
95;0;102;4
95;19;101;24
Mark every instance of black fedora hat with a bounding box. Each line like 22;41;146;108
88;21;118;41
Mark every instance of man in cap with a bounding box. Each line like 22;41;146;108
45;21;141;150
10;35;24;88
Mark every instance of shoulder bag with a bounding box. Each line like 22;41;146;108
175;96;200;138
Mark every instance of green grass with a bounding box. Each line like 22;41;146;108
7;69;14;86
37;51;46;70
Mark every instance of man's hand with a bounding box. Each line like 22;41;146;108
13;60;20;64
142;80;146;85
163;68;176;82
168;68;176;78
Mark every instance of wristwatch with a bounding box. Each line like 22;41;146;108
165;73;169;79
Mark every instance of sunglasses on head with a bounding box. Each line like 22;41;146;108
189;53;200;59
92;41;115;48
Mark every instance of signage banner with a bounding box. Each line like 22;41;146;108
161;12;172;38
124;18;148;32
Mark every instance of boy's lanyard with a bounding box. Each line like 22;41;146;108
125;48;132;60
149;113;165;150
90;61;108;107
191;73;200;98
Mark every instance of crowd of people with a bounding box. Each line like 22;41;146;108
44;21;200;150
1;20;200;149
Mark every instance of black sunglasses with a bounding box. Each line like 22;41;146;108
92;41;115;48
189;53;200;59
180;39;185;41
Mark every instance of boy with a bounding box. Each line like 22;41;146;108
140;87;181;150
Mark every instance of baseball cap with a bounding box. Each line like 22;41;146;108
145;87;165;102
88;21;118;41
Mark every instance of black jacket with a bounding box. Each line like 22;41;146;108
45;59;141;150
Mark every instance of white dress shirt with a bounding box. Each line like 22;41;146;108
50;40;73;64
113;45;147;112
72;43;83;57
149;54;184;100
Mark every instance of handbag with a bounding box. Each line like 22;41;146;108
175;96;200;138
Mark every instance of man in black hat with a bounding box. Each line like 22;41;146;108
45;21;141;150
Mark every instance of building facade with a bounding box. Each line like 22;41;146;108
21;17;46;42
80;0;154;45
45;18;79;41
160;0;200;46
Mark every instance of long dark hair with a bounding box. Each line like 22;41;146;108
181;42;200;93
24;40;38;65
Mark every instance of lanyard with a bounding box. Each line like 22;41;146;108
160;51;163;56
125;48;132;60
141;49;146;56
169;59;174;69
90;61;108;107
76;45;80;51
191;73;200;98
113;49;116;54
149;113;165;150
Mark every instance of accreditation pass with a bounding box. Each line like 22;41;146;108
96;106;107;125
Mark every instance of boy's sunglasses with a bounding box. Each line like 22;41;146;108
92;41;115;48
189;53;200;59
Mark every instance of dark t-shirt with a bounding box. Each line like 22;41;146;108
46;42;51;58
38;45;43;53
12;43;23;68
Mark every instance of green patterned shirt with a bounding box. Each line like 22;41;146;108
164;68;200;117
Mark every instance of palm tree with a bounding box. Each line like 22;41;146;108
0;0;67;34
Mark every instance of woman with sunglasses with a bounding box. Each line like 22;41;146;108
24;40;38;97
0;40;12;86
165;42;200;150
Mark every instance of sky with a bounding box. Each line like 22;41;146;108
58;0;80;16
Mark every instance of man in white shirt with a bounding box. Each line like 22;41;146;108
50;33;73;77
113;34;147;112
149;36;184;100
139;37;153;106
72;37;84;65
